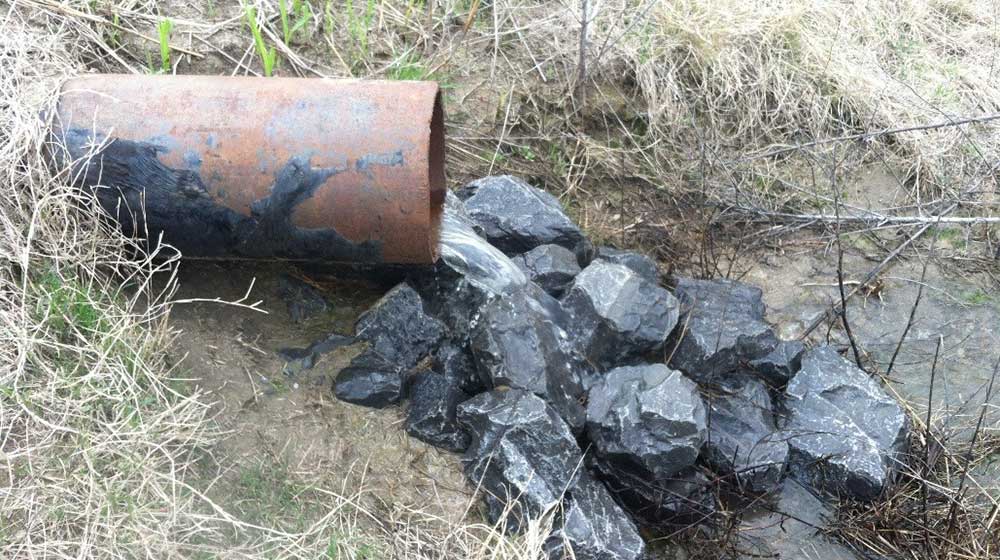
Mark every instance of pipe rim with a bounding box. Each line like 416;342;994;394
427;87;446;263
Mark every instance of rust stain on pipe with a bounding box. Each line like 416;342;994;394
53;74;446;264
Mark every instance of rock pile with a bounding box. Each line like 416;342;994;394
291;175;911;559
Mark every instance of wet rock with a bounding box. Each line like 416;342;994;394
784;346;910;501
456;175;587;255
355;283;445;369
512;244;581;297
545;472;646;560
749;339;806;387
703;374;788;493
594;246;659;284
433;340;485;395
333;348;404;408
457;389;584;532
278;333;355;376
413;192;526;338
406;370;471;452
597;464;716;527
586;364;706;480
470;291;587;430
561;261;679;367
277;273;328;323
667;278;778;383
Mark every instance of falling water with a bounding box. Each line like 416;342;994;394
438;194;527;295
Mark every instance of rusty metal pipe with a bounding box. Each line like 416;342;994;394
52;75;446;264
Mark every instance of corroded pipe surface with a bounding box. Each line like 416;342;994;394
53;75;446;264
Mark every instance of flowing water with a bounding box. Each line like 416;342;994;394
438;194;527;294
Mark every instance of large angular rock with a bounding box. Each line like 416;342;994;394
562;261;679;367
586;364;706;480
333;349;404;408
512;244;581;297
456;175;587;255
470;291;587;431
457;389;584;532
405;370;471;452
703;374;788;493
354;283;445;370
784;346;910;501
667;278;778;383
597;464;716;527
433;340;485;395
545;472;646;560
594;246;659;284
749;339;806;388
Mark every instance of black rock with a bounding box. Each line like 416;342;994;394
470;291;587;431
784;346;910;501
277;273;328;323
597;463;716;527
278;333;355;376
333;348;404;408
406;370;472;452
457;389;584;532
704;374;788;494
586;364;706;480
456;175;587;255
667;278;778;383
749;339;806;388
433;340;486;395
545;472;646;560
355;283;445;370
594;246;659;284
561;261;679;367
512;244;582;297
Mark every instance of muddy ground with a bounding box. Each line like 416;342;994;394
160;162;999;559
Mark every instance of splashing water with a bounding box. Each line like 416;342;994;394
438;196;526;294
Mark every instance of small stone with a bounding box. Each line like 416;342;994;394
512;244;582;297
784;346;910;501
457;389;584;532
667;278;778;383
333;349;403;408
594;246;659;284
355;283;445;370
277;273;328;323
470;291;587;430
545;472;646;560
704;374;788;493
456;175;587;255
586;364;706;480
278;333;355;376
562;261;679;367
749;339;806;387
406;370;471;452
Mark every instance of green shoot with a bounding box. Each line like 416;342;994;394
244;5;278;76
281;0;313;44
387;52;428;81
324;0;333;37
280;0;290;43
157;18;172;73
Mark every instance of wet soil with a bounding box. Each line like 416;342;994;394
166;261;473;531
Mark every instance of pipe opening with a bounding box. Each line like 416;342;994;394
427;87;446;262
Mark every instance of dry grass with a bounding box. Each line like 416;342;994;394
3;0;1000;558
